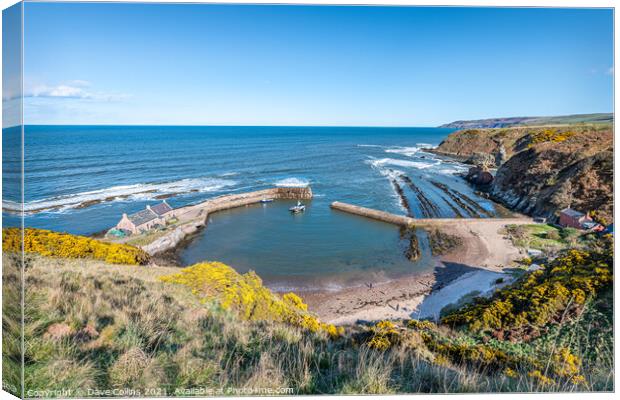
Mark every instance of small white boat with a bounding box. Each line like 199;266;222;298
289;201;306;213
260;198;274;203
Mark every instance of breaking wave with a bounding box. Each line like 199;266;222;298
5;177;237;214
367;157;469;175
370;157;440;170
385;146;421;157
274;177;310;187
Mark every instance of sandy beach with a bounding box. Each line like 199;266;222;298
304;217;531;325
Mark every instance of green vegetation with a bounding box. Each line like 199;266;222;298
3;228;150;265
3;230;614;394
442;242;612;340
159;262;343;337
528;128;576;146
521;114;613;127
123;219;188;247
440;113;613;129
503;224;595;253
426;228;463;256
2;252;22;397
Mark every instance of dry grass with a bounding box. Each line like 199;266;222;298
2;253;613;396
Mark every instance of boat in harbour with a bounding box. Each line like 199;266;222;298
289;201;306;213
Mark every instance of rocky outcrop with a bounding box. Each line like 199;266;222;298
465;166;494;186
434;124;613;222
142;222;203;255
495;144;507;166
491;147;613;221
431;129;507;165
432;125;605;168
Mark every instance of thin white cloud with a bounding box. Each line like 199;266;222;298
69;80;91;87
31;84;91;98
23;81;130;101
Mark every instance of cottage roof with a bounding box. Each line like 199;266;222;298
560;208;585;219
128;209;158;226
150;201;173;216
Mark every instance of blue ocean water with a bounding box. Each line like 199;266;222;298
3;125;497;289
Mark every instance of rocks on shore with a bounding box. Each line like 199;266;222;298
434;124;613;222
465;166;494;186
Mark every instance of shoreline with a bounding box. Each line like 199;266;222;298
302;217;531;325
142;191;532;325
107;163;533;325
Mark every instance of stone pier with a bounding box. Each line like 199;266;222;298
330;201;415;227
330;201;531;227
141;186;312;255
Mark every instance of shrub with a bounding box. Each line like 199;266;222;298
159;262;343;338
588;211;609;226
442;245;612;340
366;321;399;350
545;230;561;241
529;129;575;146
427;229;463;256
2;228;149;265
560;227;580;240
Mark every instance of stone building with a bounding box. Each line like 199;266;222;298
116;201;174;234
559;208;592;229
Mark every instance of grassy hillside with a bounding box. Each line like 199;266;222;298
2;229;613;395
439;113;613;129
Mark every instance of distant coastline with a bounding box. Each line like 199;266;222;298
439;112;613;129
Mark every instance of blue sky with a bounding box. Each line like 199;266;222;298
18;3;614;126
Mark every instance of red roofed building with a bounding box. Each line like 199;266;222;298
559;208;592;229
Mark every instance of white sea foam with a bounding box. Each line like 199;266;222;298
385;146;420;157
367;157;468;176
2;200;21;213
357;144;383;148
8;177;237;214
274;177;310;187
416;143;436;149
370;157;440;170
435;166;469;174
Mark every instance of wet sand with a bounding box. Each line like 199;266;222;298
304;217;531;325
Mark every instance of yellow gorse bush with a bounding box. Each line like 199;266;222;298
159;262;343;338
366;320;399;350
529;128;576;146
442;246;612;339
365;319;586;386
2;228;150;265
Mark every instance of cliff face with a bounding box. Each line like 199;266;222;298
433;126;602;166
436;125;613;221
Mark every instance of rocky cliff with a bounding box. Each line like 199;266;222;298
435;125;613;222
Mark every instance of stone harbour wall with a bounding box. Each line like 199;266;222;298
141;186;313;255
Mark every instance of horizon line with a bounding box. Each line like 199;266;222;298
5;123;448;129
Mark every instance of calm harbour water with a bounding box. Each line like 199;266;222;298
3;125;497;289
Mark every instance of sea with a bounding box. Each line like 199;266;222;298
2;125;498;290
